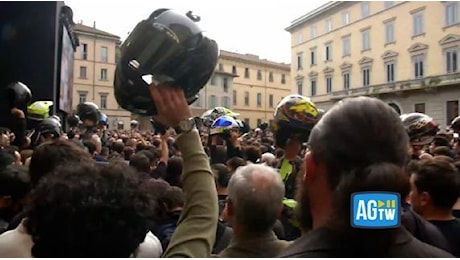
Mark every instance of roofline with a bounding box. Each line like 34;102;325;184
285;1;344;32
74;30;121;41
219;51;290;71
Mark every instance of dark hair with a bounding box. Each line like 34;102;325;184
244;145;261;163
130;153;151;173
160;186;185;210
413;158;460;209
226;156;247;173
111;141;125;154
25;162;155;257
0;150;15;170
123;147;135;160
83;140;97;154
211;163;230;188
308;97;410;256
0;165;30;200
29;140;94;187
165;157;183;187
432;136;450;148
432;146;451;157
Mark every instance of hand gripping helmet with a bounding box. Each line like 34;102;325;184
77;102;100;125
271;94;320;148
27;101;53;121
400;112;439;146
5;81;32;110
450;116;460;133
210;115;240;136
114;9;219;116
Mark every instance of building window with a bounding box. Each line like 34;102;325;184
325;18;332;32
342;11;350;25
362;68;371;86
233;90;237;105
79;66;87;78
100;68;108;81
210;75;216;85
297;31;303;44
412;11;424;36
209;95;217;108
232;65;237;74
268;72;274;82
244;68;250;78
413;55;425;79
80;43;88;60
257;119;262;127
244;91;249;106
362;29;371;51
414;103;425;113
343;73;350;90
297;53;303;69
326;76;333;93
311;80;317;96
361;2;370;18
445;2;458;26
297;81;303;95
446;49;458;73
447;100;459;125
384;1;394;9
310;25;317;39
218;63;224;71
244;118;250;126
385;21;395;44
342;36;351;56
386;62;395;83
100;94;107;109
257;70;262;80
257;93;262;107
325;44;332;61
221;96;230;108
78;92;87;104
281;74;286;84
100;47;108;63
310;49;317;65
269;94;274;108
223;77;229;92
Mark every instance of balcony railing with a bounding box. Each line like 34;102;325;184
329;72;460;101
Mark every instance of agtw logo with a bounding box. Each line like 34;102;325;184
351;192;401;229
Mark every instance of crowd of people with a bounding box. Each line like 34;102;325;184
0;79;459;257
0;8;459;258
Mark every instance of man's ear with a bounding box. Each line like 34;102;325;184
420;191;431;207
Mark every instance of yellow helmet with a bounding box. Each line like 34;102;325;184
27;101;53;121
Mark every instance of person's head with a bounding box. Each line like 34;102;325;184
129;153;151;174
111;141;125;154
165;156;183;187
244;145;261;163
159;186;185;212
100;147;109;159
226;156;247;174
429;136;450;154
123;147;135;161
29;140;94;187
260;152;276;166
25;161;155;257
0;165;30;216
432;146;452;157
225;164;284;235
211;163;230;190
298;97;409;249
409;158;459;217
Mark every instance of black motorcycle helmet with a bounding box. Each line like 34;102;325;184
67;114;81;128
114;9;219;116
5;81;32;110
38;117;61;138
76;102;100;125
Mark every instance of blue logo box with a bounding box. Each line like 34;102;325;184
351;192;401;229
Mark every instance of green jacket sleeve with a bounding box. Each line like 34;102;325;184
162;129;218;258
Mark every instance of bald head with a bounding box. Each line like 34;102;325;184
228;164;284;234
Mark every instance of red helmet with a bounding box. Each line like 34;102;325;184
400;113;438;145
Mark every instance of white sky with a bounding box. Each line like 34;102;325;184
65;0;329;64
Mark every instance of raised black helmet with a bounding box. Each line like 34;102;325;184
5;81;32;110
114;9;219;116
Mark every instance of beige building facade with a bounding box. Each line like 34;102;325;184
286;1;460;129
73;23;131;130
218;50;291;128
